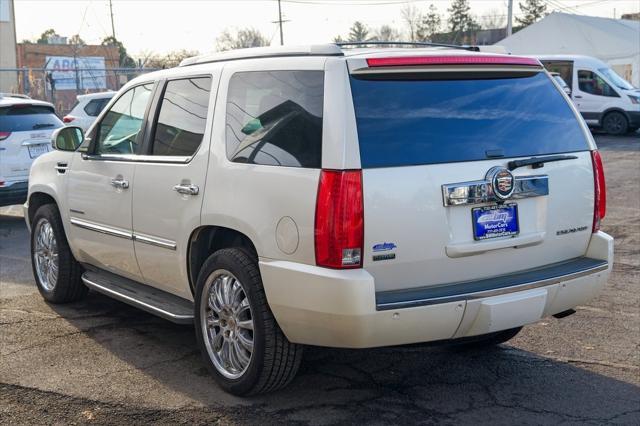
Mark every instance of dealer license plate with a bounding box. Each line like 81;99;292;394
472;204;519;241
28;144;49;159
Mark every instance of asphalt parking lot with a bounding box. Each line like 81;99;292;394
1;133;639;425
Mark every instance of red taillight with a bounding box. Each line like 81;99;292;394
0;131;10;141
366;55;541;68
591;150;606;232
315;170;364;269
63;116;75;123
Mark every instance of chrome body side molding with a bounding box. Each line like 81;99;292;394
442;174;549;206
70;217;177;250
133;233;177;250
70;217;133;240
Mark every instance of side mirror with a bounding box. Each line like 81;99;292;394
51;126;84;151
563;86;572;96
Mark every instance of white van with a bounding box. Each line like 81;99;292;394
536;55;639;135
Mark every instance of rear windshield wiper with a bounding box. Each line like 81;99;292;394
33;123;55;129
508;154;578;171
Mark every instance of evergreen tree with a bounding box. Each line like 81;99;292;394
417;4;442;41
348;21;369;42
102;36;136;68
516;0;548;26
447;0;477;33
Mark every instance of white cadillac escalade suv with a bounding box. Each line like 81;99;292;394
25;44;613;396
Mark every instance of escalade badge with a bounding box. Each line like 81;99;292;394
486;166;515;200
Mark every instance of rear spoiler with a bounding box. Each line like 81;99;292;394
365;55;541;68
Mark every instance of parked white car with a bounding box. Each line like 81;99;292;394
537;55;640;135
63;92;115;132
25;44;613;396
0;96;63;207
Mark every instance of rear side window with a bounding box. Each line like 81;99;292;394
151;77;212;156
350;72;589;168
0;105;63;132
84;98;109;117
225;70;324;168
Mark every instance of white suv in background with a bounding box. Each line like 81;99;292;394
0;96;63;207
25;44;613;396
63;91;115;132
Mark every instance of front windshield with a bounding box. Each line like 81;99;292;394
599;68;635;90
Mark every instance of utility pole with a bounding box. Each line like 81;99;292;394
272;0;290;45
109;0;116;39
507;0;513;37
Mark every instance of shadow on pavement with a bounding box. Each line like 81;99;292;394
43;293;640;424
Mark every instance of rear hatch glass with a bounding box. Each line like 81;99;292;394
0;105;63;133
351;69;594;297
350;72;589;168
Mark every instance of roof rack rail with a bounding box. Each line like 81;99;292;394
335;41;480;52
180;44;343;66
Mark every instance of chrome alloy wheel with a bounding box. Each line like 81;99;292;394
33;218;59;291
201;269;254;379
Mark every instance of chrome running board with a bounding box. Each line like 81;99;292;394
82;270;194;324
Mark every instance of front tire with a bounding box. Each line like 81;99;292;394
194;248;303;395
30;204;87;303
602;111;629;136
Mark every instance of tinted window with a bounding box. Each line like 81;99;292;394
96;83;153;155
151;77;211;156
226;71;323;168
578;70;619;97
0;105;63;132
350;72;589;168
84;98;109;116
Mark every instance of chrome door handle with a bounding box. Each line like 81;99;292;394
110;178;129;189
173;183;199;195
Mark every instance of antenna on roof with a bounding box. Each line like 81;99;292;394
335;41;479;52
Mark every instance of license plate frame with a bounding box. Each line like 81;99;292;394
472;203;519;241
28;143;49;159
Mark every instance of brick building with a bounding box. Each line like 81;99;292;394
16;43;120;113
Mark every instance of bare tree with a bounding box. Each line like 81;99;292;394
141;49;200;69
216;28;269;52
401;4;422;42
371;25;401;42
68;34;86;46
480;9;506;29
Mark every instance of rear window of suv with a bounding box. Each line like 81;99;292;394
350;72;589;168
0;105;63;133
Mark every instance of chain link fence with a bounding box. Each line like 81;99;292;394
0;67;160;115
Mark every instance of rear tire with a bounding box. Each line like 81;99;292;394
194;248;303;395
30;204;87;303
450;327;523;350
602;111;628;136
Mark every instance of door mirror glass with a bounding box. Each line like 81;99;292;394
52;126;84;151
